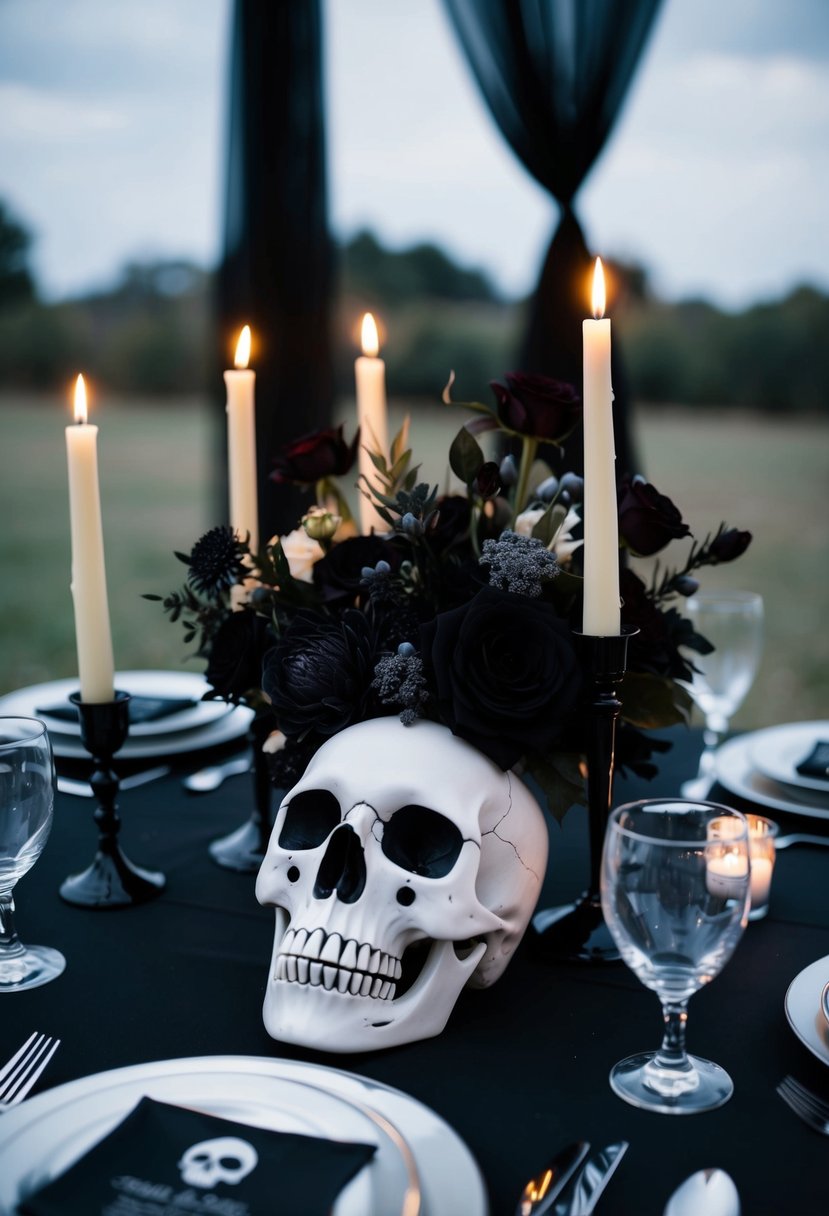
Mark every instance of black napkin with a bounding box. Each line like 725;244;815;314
36;697;198;726
20;1096;376;1216
796;741;829;783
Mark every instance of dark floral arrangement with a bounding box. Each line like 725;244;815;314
149;372;751;819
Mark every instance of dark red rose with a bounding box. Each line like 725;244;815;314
475;461;501;499
271;425;359;484
617;478;691;556
420;585;581;770
490;372;581;442
709;527;752;563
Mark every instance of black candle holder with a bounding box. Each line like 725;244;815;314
532;627;637;963
208;711;273;873
59;691;166;908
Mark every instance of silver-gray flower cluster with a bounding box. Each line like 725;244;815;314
480;529;559;598
372;643;428;725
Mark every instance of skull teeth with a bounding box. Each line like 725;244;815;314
275;928;400;1000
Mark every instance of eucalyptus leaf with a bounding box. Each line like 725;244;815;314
531;501;568;547
621;671;690;729
449;425;485;483
525;751;586;824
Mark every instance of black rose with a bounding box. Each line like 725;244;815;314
262;609;378;739
205;611;271;702
420;585;581;769
426;495;472;555
313;536;401;604
271;425;359;484
709;527;752;563
617;477;691;556
490;372;581;442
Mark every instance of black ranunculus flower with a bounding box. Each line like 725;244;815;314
617;477;691;556
205;610;271;702
420;585;581;770
709;527;752;563
490;372;581;442
263;610;379;739
270;424;360;485
184;526;248;597
313;536;400;604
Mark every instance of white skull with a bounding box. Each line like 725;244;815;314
177;1136;258;1189
255;717;548;1052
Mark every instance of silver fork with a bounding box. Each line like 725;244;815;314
776;1075;829;1135
0;1032;61;1110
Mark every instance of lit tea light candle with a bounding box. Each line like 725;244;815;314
706;849;750;901
225;324;258;553
746;814;778;920
582;257;620;636
65;374;115;703
354;312;389;535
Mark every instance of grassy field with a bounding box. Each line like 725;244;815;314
1;393;827;730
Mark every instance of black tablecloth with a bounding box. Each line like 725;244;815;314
3;730;829;1215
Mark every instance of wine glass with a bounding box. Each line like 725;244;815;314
601;798;749;1114
0;717;66;991
680;591;764;799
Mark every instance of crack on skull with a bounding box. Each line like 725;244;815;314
480;772;540;881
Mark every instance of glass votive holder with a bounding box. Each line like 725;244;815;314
746;814;778;920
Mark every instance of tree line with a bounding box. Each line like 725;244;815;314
0;200;826;413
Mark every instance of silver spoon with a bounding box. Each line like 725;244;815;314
775;833;829;850
182;755;251;793
821;981;829;1027
663;1169;740;1216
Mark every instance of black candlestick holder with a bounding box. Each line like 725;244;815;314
532;627;637;963
208;710;273;873
59;691;166;908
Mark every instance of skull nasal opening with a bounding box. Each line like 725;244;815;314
313;823;367;903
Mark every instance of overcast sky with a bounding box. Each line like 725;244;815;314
1;0;827;308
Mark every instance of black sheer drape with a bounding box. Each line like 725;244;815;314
444;0;662;477
217;0;333;540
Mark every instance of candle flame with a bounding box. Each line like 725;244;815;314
234;325;251;369
591;257;606;319
74;373;88;424
361;312;379;357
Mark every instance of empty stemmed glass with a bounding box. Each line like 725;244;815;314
680;591;764;799
601;799;749;1114
0;717;65;991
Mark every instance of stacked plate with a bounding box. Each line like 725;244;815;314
785;956;829;1068
715;720;829;820
0;1056;486;1215
0;671;254;761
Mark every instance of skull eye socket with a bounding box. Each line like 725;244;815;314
382;805;463;878
278;789;341;849
220;1156;242;1170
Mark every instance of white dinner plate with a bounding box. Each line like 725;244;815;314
0;1055;486;1216
0;671;231;738
784;954;829;1067
714;733;829;821
748;721;829;795
0;672;253;760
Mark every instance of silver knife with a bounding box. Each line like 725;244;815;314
57;765;171;797
516;1141;591;1216
552;1141;629;1216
